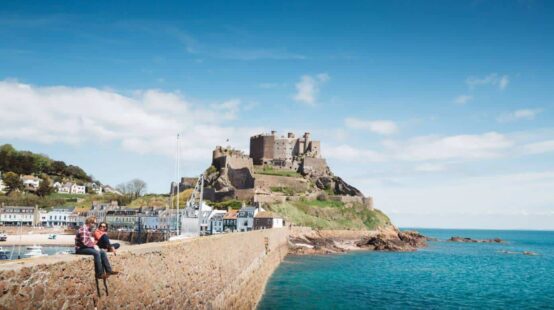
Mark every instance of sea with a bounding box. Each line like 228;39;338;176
0;245;74;260
258;229;554;309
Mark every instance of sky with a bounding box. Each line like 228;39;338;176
1;0;553;229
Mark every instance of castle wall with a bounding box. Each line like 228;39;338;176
0;229;289;309
301;157;328;175
250;135;275;165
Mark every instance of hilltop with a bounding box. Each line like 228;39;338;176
0;144;92;183
174;131;391;231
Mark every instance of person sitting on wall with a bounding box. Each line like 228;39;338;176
94;222;120;254
75;216;119;279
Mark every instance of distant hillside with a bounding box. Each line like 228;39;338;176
0;144;92;183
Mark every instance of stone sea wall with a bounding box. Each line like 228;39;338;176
0;228;289;309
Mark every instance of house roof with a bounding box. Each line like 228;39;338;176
223;210;238;219
211;213;225;220
239;206;257;212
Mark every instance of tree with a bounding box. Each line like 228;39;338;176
36;177;54;197
3;171;23;193
50;161;67;176
116;179;147;199
129;179;147;198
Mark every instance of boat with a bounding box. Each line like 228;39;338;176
26;245;43;250
0;233;7;241
24;248;47;258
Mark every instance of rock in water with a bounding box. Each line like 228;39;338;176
448;236;504;243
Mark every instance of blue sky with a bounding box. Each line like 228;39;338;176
1;1;554;229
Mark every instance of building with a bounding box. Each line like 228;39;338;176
102;185;123;196
249;131;321;167
0;174;6;193
158;209;180;231
0;206;40;226
20;175;41;191
88;201;118;223
44;208;74;227
209;212;225;235
68;207;88;228
106;209;138;230
58;182;72;194
237;205;262;232
137;208;161;230
253;211;284;230
223;209;238;232
86;183;103;195
71;184;86;194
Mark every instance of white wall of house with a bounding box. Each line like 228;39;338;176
272;218;284;228
71;184;86;194
46;209;72;227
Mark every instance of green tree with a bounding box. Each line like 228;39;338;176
36;177;54;197
3;171;23;193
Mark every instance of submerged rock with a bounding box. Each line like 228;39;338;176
449;236;504;243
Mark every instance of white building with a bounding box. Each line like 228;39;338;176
0;206;39;226
208;210;227;235
21;175;41;191
71;184;86;194
0;178;6;193
52;181;62;191
181;201;213;236
237;205;262;232
58;182;72;194
45;208;74;227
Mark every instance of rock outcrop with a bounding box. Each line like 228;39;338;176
288;226;428;255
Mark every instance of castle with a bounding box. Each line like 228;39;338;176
249;131;326;174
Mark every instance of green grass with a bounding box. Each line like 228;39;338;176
254;165;302;177
206;199;243;210
265;199;391;230
270;186;300;196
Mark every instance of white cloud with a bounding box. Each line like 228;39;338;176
414;163;446;172
523;140;554;155
325;144;385;162
293;73;329;105
345;118;398;135
466;73;510;90
363;171;554;229
0;80;260;160
453;95;472;105
497;109;541;123
387;132;513;161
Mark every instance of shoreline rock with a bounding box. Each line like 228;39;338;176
288;226;428;255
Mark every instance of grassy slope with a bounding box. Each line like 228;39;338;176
266;200;391;230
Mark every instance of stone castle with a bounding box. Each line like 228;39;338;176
199;131;371;208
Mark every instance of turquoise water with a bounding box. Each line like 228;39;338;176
259;229;554;309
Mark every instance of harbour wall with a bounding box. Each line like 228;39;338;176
0;228;289;309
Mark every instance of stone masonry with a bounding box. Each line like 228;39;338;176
0;228;289;310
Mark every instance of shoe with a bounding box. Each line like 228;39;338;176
96;273;108;280
107;271;119;276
